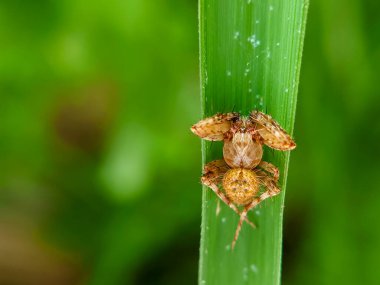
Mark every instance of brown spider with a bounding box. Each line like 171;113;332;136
191;110;296;248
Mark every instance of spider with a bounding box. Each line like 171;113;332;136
191;110;296;248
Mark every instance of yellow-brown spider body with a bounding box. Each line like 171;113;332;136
223;168;259;205
223;131;263;169
191;110;296;249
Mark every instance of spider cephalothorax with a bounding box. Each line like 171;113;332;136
191;110;296;248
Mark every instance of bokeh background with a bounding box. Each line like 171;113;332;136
1;0;379;285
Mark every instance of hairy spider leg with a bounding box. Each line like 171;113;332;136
250;110;296;150
231;170;280;249
191;112;239;141
258;161;279;182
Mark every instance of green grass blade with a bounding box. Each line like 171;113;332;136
198;0;308;284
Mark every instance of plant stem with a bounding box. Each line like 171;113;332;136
198;0;308;284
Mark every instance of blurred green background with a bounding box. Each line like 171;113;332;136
1;0;379;285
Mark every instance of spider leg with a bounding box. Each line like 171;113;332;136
250;110;296;150
258;161;279;182
201;160;255;228
191;112;239;141
231;170;280;249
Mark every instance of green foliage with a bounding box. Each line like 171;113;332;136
284;0;380;284
198;0;308;284
2;0;380;284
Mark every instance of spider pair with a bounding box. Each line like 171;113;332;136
191;110;296;248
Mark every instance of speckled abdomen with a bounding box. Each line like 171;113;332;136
222;168;259;205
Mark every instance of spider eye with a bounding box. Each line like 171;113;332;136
230;115;240;123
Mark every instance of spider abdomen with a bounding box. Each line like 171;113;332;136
222;168;259;205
